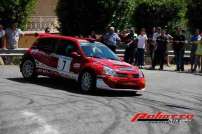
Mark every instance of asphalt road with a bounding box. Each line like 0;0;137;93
0;65;202;134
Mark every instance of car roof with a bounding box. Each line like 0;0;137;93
36;33;91;43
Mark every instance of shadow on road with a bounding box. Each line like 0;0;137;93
7;77;142;97
145;68;202;76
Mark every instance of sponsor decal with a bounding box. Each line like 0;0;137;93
57;56;72;73
131;112;194;124
73;63;80;69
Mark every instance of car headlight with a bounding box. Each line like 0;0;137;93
138;70;144;78
103;66;117;76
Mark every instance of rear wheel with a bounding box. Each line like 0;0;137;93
21;59;37;79
79;71;96;92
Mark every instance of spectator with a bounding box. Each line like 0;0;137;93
137;28;148;68
147;27;156;64
5;23;23;49
153;27;161;44
152;30;168;70
165;29;173;66
0;24;5;48
103;26;121;52
172;27;186;71
45;27;51;33
194;39;202;72
190;29;201;72
89;30;97;39
124;28;138;64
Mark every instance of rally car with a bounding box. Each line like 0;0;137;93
20;34;145;92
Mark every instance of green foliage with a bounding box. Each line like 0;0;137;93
187;0;202;31
111;0;136;30
56;0;121;36
131;0;187;31
0;0;37;29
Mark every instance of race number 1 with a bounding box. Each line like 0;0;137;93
57;56;72;73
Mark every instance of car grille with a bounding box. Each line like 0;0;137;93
116;73;139;78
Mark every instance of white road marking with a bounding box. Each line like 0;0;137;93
22;111;60;134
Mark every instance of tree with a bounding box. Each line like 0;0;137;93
56;0;121;36
131;0;186;31
111;0;136;30
0;0;37;29
187;0;202;31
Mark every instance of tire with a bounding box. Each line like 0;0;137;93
79;71;96;92
21;59;37;79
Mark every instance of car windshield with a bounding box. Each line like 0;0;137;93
80;42;119;61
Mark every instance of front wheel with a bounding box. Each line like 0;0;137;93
79;71;96;92
21;59;37;79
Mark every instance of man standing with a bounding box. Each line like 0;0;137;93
147;27;156;63
103;26;121;52
172;28;186;71
5;23;23;49
124;28;138;64
153;27;161;44
152;30;168;70
137;28;148;68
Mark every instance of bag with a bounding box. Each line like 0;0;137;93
195;41;202;56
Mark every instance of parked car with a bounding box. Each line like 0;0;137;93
20;34;145;92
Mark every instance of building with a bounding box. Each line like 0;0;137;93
26;0;59;32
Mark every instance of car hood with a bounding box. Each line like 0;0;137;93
92;58;139;73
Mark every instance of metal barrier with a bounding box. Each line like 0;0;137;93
116;49;191;58
0;48;190;61
0;48;28;56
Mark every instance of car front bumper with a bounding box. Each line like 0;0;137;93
96;76;145;91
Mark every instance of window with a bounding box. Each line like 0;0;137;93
80;42;119;61
55;40;77;56
36;38;57;53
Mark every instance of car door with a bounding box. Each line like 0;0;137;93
32;37;56;71
54;39;81;80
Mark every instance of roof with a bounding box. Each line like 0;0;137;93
36;33;95;43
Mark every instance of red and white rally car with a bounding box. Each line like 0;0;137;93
20;34;145;92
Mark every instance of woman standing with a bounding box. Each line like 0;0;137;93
194;39;202;72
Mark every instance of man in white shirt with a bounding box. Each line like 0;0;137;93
137;28;148;68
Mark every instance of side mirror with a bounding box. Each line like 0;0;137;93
70;52;81;58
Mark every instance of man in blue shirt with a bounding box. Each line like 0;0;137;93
103;27;121;52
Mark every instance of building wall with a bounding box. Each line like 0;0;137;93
32;0;58;16
26;0;59;31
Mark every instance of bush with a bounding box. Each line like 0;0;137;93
187;0;202;31
131;0;186;31
0;0;37;29
56;0;122;36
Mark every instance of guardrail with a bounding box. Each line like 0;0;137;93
116;49;191;58
0;48;191;58
0;48;28;56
